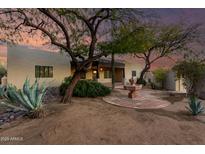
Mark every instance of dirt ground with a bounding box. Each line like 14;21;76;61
1;89;205;145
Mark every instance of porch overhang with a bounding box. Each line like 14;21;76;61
97;59;125;69
71;58;125;69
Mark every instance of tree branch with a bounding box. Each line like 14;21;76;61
38;9;71;50
134;54;146;60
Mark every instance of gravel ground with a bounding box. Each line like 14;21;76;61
0;89;205;145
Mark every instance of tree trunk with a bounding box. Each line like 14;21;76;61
111;52;115;90
137;64;150;84
62;71;82;103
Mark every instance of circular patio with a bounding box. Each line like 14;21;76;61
103;89;171;109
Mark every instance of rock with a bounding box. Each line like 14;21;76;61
5;119;10;122
0;119;4;124
6;108;13;113
0;121;4;126
3;116;8;120
15;111;26;118
13;109;19;113
0;109;27;126
43;87;60;103
9;115;15;120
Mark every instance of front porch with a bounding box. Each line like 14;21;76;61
71;58;125;84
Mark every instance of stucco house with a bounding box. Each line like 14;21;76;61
1;45;143;88
164;71;186;93
3;44;201;97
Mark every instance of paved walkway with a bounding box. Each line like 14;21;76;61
103;88;171;109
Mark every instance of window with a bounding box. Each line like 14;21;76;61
35;65;53;78
132;71;136;77
104;70;112;78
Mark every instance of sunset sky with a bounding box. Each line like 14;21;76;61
1;8;205;69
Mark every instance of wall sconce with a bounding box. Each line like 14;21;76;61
93;70;97;74
100;68;103;71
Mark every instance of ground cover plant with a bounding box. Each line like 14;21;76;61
60;76;111;97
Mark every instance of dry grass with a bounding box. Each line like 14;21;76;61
0;90;205;145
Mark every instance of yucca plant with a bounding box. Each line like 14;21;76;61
0;79;47;118
186;96;204;116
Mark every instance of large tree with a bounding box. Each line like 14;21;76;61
0;8;139;103
113;23;200;84
99;23;145;88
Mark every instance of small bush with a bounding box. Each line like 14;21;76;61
186;96;204;116
152;68;168;89
60;76;111;97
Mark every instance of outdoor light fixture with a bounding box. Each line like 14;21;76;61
93;70;97;74
100;68;103;71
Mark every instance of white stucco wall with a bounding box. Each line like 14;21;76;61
164;71;176;91
164;71;186;93
124;61;142;84
7;45;71;88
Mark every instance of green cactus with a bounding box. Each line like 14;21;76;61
0;79;47;118
186;96;204;116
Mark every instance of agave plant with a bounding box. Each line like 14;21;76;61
1;79;47;118
0;85;6;98
186;96;204;116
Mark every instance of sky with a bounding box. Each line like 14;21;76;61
1;8;205;68
150;8;205;24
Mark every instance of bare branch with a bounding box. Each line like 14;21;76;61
38;9;71;49
134;54;146;60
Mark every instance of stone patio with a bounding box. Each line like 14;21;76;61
103;88;171;109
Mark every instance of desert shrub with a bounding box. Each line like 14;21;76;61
186;96;204;116
152;68;168;89
0;79;47;118
173;60;205;96
60;76;111;97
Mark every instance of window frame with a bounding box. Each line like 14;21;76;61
104;70;112;79
132;70;137;77
35;65;53;78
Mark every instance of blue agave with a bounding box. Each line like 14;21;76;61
0;79;47;117
186;96;204;116
0;85;6;98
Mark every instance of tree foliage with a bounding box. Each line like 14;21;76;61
109;22;200;83
0;8;141;103
173;60;205;96
99;23;147;54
